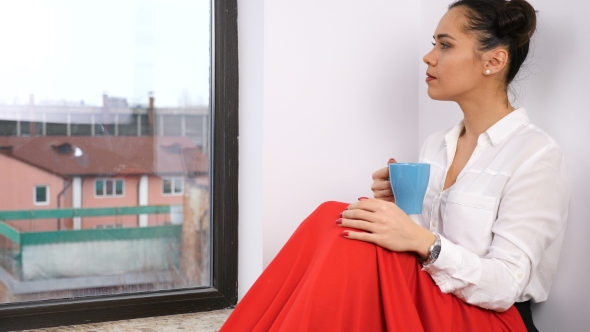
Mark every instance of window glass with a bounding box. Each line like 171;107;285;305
173;178;183;194
0;120;16;136
71;114;93;136
0;0;212;305
95;180;104;196
115;180;124;196
105;179;114;196
163;178;172;194
35;186;48;204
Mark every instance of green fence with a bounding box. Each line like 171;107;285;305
0;205;180;246
0;205;171;221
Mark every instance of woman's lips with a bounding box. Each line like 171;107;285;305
426;73;436;82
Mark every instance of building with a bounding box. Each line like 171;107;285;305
0;135;210;302
0;135;208;230
0;94;210;155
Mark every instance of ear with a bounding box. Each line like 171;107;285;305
482;47;509;76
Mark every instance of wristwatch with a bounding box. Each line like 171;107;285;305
420;232;441;267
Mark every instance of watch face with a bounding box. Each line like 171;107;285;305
432;245;441;259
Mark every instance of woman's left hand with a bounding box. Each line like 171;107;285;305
338;198;435;257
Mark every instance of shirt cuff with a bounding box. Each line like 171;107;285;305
422;235;462;293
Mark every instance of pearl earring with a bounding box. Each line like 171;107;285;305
485;69;491;75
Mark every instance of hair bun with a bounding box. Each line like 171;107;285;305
497;0;537;46
448;0;537;84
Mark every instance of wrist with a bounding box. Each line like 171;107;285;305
415;229;436;259
419;232;441;266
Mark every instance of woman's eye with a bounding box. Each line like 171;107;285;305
431;42;450;49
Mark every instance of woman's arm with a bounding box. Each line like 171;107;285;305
423;145;569;310
340;144;569;311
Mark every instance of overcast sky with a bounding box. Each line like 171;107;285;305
0;0;210;108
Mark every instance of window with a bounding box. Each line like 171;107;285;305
1;0;237;329
95;179;124;197
163;177;184;195
34;185;49;205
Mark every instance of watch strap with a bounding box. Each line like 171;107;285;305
420;232;441;267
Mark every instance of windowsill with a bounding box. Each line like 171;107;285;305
23;309;233;332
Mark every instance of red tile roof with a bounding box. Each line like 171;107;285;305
0;136;208;177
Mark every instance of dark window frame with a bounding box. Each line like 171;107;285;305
0;0;238;329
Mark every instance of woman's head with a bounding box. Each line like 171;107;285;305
423;0;537;102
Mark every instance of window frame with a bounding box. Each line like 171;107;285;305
162;176;184;196
33;185;50;206
0;0;238;329
94;178;125;198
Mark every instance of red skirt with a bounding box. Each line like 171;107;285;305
220;201;526;332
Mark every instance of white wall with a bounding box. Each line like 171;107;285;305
418;0;463;143
237;0;264;300
240;0;590;329
418;0;590;330
238;0;421;298
262;0;421;267
517;1;590;330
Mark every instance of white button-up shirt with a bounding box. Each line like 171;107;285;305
415;108;570;311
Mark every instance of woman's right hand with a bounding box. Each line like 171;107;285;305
371;158;396;202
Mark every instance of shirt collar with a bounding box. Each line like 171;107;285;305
486;108;530;146
444;108;530;147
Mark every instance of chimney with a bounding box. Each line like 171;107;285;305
148;92;156;136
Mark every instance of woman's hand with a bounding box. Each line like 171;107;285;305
338;198;435;257
371;158;397;202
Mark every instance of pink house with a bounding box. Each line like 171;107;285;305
0;136;208;232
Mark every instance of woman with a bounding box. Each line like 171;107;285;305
221;0;569;331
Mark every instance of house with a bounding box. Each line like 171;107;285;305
0;136;210;302
0;136;208;231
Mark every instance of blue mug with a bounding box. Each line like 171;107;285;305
388;163;430;214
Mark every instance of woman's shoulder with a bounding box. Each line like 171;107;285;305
512;122;561;148
508;122;565;166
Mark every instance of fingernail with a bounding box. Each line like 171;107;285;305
358;196;369;201
335;218;342;225
388;158;397;164
339;212;343;217
342;231;349;237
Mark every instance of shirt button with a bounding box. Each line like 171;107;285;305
516;271;524;279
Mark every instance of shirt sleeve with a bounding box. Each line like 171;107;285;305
422;144;570;311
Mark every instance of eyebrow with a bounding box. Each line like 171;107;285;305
433;33;456;40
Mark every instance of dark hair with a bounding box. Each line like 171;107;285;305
449;0;537;85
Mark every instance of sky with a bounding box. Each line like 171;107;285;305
0;0;211;108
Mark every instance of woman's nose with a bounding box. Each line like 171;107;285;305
423;48;436;66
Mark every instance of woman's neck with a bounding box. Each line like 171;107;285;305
456;92;514;140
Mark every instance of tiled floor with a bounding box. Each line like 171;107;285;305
22;309;233;332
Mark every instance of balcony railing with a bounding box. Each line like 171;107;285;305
0;205;196;302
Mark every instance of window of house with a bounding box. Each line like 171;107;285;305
1;0;237;329
163;177;184;195
34;185;49;205
95;179;124;197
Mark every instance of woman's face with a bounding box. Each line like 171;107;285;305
423;8;487;101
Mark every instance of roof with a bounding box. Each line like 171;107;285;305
0;136;208;177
